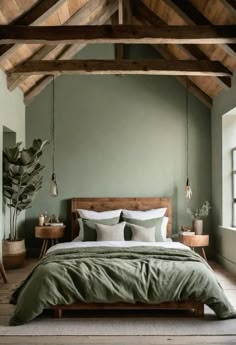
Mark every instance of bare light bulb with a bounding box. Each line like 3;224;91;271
185;178;192;200
50;173;58;197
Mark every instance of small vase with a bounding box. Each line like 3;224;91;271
38;213;45;226
192;219;203;235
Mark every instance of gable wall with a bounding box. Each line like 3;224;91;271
25;44;211;251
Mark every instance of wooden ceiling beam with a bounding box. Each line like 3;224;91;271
132;13;212;107
1;25;236;45
0;0;66;63
220;0;236;16
161;0;236;56
133;0;231;89
7;0;116;91
8;59;232;77
7;45;64;92
151;45;212;109
134;0;168;26
111;0;124;60
111;0;132;60
23;0;118;105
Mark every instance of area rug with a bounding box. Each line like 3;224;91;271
0;308;236;336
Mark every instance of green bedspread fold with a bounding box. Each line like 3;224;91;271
9;246;236;325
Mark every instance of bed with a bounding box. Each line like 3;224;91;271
9;197;235;325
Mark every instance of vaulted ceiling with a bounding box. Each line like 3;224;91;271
0;0;236;107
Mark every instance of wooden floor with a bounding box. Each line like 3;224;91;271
0;259;236;345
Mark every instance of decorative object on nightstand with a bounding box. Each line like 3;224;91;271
35;225;65;259
180;226;195;235
38;213;45;226
187;201;211;235
179;233;209;261
2;139;48;269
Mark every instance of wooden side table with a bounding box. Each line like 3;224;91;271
35;226;65;259
179;234;209;261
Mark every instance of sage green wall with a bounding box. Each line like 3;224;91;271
26;44;211;248
0;70;25;258
212;71;236;274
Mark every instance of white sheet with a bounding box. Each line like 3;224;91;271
47;240;190;254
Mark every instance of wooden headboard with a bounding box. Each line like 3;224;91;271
71;197;172;240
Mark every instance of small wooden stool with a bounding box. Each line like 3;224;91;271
35;226;65;259
0;262;7;283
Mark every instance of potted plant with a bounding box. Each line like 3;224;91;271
187;201;211;235
2;139;48;268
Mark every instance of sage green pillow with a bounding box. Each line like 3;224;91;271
130;224;156;242
80;216;120;241
123;217;164;241
95;222;126;241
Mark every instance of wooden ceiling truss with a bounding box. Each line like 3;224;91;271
220;0;236;17
8;60;232;77
0;0;236;108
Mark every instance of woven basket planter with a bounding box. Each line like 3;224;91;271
2;239;26;269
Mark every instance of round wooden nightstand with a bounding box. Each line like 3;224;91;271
35;226;65;259
179;234;209;261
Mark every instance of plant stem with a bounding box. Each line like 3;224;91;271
13;176;22;241
10;203;12;240
15;211;18;240
13;207;16;241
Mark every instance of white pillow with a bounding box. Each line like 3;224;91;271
161;217;169;241
77;209;122;220
122;208;167;220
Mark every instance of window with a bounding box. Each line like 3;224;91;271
232;148;236;227
222;113;236;227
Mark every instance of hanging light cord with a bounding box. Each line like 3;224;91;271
52;75;55;174
186;77;189;179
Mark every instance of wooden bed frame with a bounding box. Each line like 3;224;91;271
51;197;204;318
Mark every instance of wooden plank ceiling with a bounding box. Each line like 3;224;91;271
0;0;236;107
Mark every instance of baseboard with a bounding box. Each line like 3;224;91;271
216;254;236;275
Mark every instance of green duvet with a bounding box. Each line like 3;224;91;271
10;246;235;325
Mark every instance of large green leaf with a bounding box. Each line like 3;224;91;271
19;184;37;196
3;190;14;199
21;161;41;177
5;176;20;185
3;186;18;200
3;185;17;193
32;139;49;153
8;164;20;176
20;150;34;165
3;142;22;163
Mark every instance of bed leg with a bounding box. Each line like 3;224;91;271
194;303;204;317
54;308;62;318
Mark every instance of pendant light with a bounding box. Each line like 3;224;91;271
50;75;58;197
185;78;192;200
